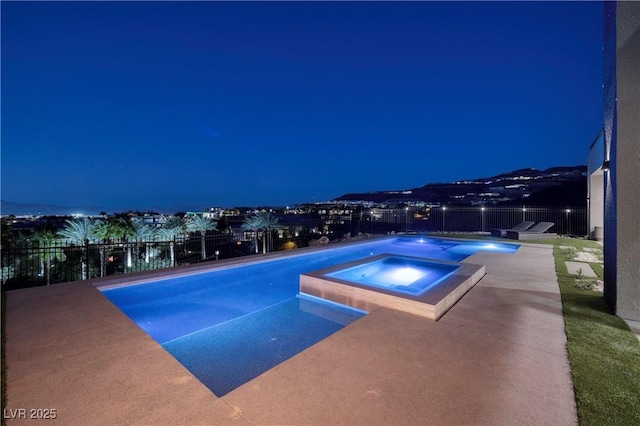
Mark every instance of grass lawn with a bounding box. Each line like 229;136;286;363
552;239;640;426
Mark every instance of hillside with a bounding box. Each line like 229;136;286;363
334;166;587;207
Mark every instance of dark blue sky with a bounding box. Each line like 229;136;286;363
2;1;603;213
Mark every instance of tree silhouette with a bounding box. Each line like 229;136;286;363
241;215;262;254
186;216;218;260
58;217;98;280
32;229;66;285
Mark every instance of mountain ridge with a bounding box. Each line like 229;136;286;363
333;165;588;207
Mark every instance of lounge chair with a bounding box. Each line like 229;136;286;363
490;221;535;238
506;222;557;240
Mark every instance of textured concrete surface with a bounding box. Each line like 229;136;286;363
565;261;598;278
4;242;577;425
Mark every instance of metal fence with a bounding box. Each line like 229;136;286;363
1;205;587;289
350;206;586;236
419;206;586;235
1;234;236;289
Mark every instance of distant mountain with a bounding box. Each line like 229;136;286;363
334;166;588;207
0;200;103;216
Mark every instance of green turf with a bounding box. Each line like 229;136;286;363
553;242;640;426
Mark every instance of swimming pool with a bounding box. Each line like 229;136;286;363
100;236;517;395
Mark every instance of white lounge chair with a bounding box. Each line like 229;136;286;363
490;221;535;238
506;222;556;240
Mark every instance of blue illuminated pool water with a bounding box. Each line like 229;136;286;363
326;256;460;295
101;237;517;395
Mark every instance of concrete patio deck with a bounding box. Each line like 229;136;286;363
4;242;577;425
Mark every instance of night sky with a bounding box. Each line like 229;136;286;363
2;1;603;213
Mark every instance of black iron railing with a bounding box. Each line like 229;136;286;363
1;233;236;289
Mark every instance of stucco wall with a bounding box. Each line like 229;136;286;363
587;131;604;239
588;172;604;240
604;1;640;321
614;1;640;321
603;2;618;312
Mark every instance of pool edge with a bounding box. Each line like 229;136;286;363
300;255;485;321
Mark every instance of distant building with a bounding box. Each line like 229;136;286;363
203;208;225;220
142;213;167;227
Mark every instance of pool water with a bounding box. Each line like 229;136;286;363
326;256;460;295
101;237;517;396
163;296;362;396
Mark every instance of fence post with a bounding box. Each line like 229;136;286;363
442;207;447;232
84;238;90;280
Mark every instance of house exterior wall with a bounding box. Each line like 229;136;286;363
587;131;605;240
603;1;640;321
588;172;604;240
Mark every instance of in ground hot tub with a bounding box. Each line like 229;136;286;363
300;254;485;320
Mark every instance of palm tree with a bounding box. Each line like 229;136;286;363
241;215;262;254
186;216;218;260
107;216;135;268
158;218;185;267
58;217;98;280
93;219;110;277
32;229;66;285
255;211;280;254
131;218;156;264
